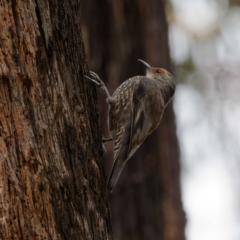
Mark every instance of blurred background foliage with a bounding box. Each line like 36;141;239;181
167;0;240;239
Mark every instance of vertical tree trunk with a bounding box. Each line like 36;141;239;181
0;1;112;239
82;0;186;240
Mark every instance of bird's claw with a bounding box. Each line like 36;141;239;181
102;137;113;143
90;72;105;89
85;75;101;88
89;71;100;80
85;71;104;88
85;71;111;98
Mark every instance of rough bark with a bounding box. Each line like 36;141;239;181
82;0;186;240
0;1;112;239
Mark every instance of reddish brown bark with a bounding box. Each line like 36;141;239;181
0;0;113;239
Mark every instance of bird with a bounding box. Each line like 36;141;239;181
85;59;175;192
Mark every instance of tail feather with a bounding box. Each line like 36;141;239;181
108;159;126;192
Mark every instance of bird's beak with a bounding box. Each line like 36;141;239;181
138;59;152;70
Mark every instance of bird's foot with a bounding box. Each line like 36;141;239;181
85;71;111;98
102;137;113;143
101;142;107;156
85;71;102;88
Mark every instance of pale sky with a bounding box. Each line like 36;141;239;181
169;0;240;239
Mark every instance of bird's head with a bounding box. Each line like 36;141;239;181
138;59;173;82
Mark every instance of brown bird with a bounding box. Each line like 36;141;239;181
86;59;175;192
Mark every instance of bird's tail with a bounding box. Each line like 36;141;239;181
108;158;126;192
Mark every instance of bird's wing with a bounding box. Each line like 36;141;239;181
127;77;163;158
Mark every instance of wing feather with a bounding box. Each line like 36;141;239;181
127;77;163;158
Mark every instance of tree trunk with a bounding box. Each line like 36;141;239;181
0;1;112;239
82;0;186;240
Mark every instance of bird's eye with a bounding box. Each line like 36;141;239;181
157;70;161;73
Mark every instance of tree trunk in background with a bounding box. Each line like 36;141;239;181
0;1;113;239
82;0;186;240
